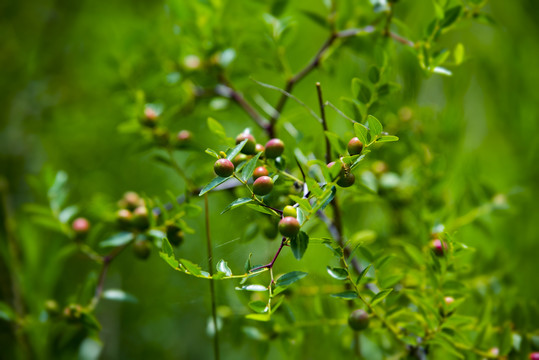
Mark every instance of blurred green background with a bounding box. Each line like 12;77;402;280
1;0;538;359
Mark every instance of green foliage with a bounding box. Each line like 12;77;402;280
1;0;538;359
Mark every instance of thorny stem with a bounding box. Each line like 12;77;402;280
204;194;220;360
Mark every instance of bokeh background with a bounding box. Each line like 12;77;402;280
1;0;538;359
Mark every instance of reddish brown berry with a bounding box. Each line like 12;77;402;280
347;137;364;155
214;158;234;177
278;216;300;238
72;218;90;234
430;239;448;256
444;296;454;306
236;133;256;155
253;166;269;180
121;191;141;210
265;138;285;159
255;143;265;153
253;176;274;196
141;107;158;128
530;352;539;360
348;309;369;331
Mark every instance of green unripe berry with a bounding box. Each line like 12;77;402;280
253;166;269;180
236;133;257;155
132;206;150;230
278;216;300;238
214;158;234;177
348;309;369;331
347;137;364;155
337;172;355;188
282;205;297;218
133;239;151;260
264;138;285;159
232;154;249;166
253;176;274;196
166;224;184;246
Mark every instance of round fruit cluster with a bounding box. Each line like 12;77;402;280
140;105;193;149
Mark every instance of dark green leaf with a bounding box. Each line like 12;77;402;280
161;237;174;258
275;271;308;287
326;266;348;280
441;6;461;29
226;138;248;161
241;152;262;181
356;264;372;285
358;84;372;104
368;66;380;84
290;231;309;260
220;198;252;214
330;291;358;300
300;10;328;29
199;176;231;196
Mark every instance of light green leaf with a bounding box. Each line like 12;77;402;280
205;148;220;159
99;232;134;248
241;152;262;181
180;259;202;276
199;176;231;196
207;117;227;139
377;135;399;143
237;284;268;292
161;237;174;258
353;123;369;146
216;259;232;276
327;266;348;280
356;264;372;285
248;301;269;313
371;289;393;306
226;139;248;161
102;289;138;303
367;115;383;137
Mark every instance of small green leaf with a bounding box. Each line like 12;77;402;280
371;289;393;306
290;231;309;260
216;259;232;276
441;6;461;29
237;284;268;292
330;291;358;300
327;266;348;280
159;251;179;269
205;148;220;159
358;84;372;104
300;10;328;29
275;271;308;287
102;289;138;303
454;43;465;65
226;139;248;161
161;237;174;258
368;66;380;84
377;135;399;143
220;198;252;214
99;232;134;248
241;152;262;181
207;117;227;139
244;253;253;273
355;264;372;285
248;301;268;313
367;115;383;137
199;176;231;196
245;313;271;322
180;259;202;276
353;123;369;145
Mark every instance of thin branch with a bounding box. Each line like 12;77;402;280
316;83;332;163
325;101;357;124
389;31;414;47
250;237;286;272
214;83;271;133
204;194;220;360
